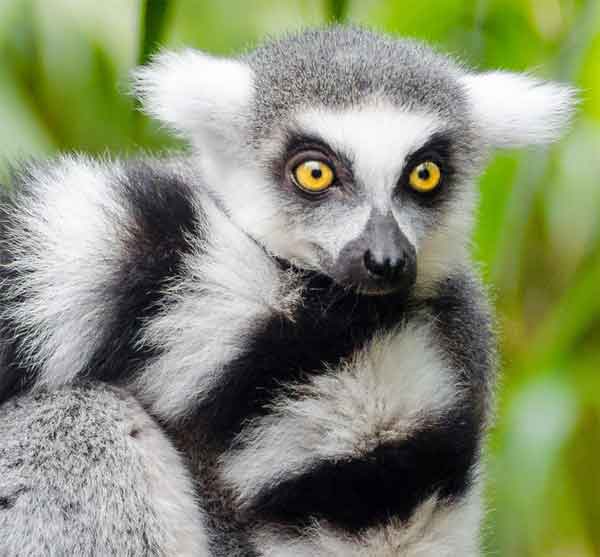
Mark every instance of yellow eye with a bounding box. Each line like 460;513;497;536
408;161;442;193
293;160;335;193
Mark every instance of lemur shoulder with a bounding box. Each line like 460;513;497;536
0;26;575;557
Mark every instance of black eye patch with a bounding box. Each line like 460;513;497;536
271;131;356;196
397;132;457;206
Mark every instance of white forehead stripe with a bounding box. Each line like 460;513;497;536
295;105;443;212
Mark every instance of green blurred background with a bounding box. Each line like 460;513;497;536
0;0;598;554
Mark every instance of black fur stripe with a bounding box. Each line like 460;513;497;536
426;274;496;419
0;162;204;401
247;404;480;532
0;178;38;405
84;162;205;383
0;317;38;405
196;270;411;445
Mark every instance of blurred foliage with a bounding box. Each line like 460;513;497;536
0;0;598;555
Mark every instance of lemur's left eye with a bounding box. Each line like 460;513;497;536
408;161;442;193
293;160;335;193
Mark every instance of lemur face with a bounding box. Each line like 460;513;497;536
135;27;574;294
246;104;478;296
194;115;475;297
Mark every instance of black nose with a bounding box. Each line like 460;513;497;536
363;250;408;281
364;250;405;280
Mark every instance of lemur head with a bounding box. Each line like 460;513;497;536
135;26;575;295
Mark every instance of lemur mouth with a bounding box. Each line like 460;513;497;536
354;283;406;296
340;274;417;297
275;257;414;299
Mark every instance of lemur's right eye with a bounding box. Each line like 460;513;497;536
408;161;442;193
292;160;335;193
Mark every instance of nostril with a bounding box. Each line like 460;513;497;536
364;250;410;281
391;254;407;276
364;250;385;277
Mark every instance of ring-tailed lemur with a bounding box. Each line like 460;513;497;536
0;26;574;556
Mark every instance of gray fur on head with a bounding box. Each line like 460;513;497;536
241;26;469;143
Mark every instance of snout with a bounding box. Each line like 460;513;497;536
333;211;417;295
363;243;416;290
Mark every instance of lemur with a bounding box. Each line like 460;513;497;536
0;26;574;556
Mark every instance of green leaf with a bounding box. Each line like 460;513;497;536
525;253;600;369
325;0;349;23
139;0;171;65
0;66;55;182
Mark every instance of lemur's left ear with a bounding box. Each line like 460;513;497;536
133;49;253;148
459;71;577;148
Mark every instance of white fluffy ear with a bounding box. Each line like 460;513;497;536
460;71;577;148
133;49;254;146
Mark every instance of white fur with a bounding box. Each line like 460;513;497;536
253;484;483;556
284;202;372;266
460;71;576;148
198;157;314;265
1;156;129;390
415;193;476;293
221;321;462;506
133;49;253;148
134;198;302;419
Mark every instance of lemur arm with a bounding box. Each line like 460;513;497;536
0;384;209;556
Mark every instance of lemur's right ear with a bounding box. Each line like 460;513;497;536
133;49;254;149
459;71;577;148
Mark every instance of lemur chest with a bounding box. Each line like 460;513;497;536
182;282;483;554
218;318;473;516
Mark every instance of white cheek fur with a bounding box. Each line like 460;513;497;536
415;189;476;293
299;203;372;263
